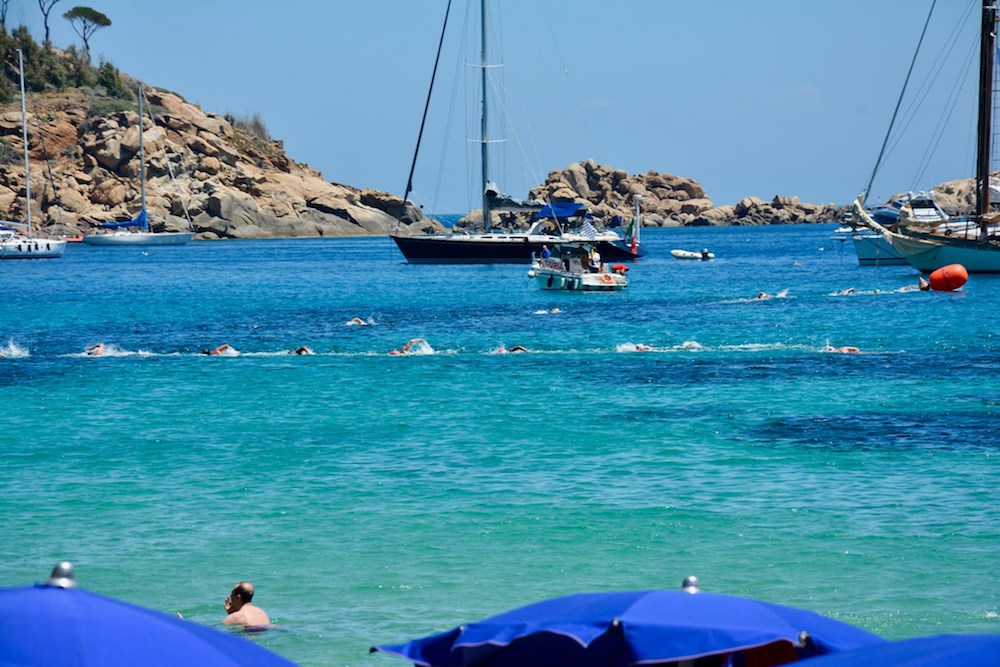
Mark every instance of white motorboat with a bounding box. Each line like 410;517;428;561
832;227;906;266
835;193;949;266
670;248;714;260
528;243;629;291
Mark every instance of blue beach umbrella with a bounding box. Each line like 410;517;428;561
374;582;885;667
0;563;298;667
796;634;1000;667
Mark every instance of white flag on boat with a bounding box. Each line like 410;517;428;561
582;220;598;240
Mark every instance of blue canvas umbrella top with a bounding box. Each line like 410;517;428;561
0;584;298;667
794;634;1000;667
376;590;886;667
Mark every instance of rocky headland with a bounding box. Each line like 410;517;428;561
0;85;413;240
0;82;984;239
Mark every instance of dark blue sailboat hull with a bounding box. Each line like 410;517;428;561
390;234;644;264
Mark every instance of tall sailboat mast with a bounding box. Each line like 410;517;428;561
139;84;147;221
479;0;491;232
18;49;31;237
975;2;996;235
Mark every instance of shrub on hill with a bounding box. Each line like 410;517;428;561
0;25;127;104
225;111;271;141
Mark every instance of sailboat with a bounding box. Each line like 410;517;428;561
390;0;643;264
0;50;66;260
853;3;1000;273
82;85;194;246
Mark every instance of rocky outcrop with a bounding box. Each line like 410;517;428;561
525;159;843;227
0;86;441;239
922;178;978;215
687;195;843;227
0;84;856;238
527;159;714;227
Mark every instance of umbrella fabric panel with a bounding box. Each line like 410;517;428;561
795;634;1000;667
0;586;297;667
374;590;885;667
455;591;649;648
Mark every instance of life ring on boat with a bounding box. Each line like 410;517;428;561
600;273;614;285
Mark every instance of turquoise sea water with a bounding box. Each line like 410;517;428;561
1;225;997;666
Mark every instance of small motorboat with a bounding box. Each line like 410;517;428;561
671;248;714;260
528;243;629;291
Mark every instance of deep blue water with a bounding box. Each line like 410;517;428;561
1;225;997;666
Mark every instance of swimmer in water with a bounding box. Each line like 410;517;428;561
202;344;239;356
345;317;369;326
755;289;789;300
898;276;931;292
497;345;531;354
290;345;314;355
390;338;429;355
823;344;861;354
85;343;105;356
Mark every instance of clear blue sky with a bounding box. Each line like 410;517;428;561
14;0;983;212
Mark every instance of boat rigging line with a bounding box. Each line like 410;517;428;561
861;0;937;206
399;0;453;234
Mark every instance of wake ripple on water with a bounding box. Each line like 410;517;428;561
0;339;29;358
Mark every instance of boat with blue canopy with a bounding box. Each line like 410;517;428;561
82;85;194;247
389;0;643;264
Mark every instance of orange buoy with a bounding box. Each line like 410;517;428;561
928;263;968;291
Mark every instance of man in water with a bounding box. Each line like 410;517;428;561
390;338;430;355
203;344;238;356
824;345;861;354
223;581;270;627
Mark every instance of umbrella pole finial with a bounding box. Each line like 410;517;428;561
681;576;700;593
46;561;78;588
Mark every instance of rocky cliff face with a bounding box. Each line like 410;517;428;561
0;86;440;239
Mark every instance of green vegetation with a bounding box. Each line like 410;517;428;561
0;24;131;105
63;6;111;57
225;111;271;140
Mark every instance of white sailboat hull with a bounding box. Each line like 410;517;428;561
82;231;194;246
0;237;67;259
850;232;907;265
3;51;65;261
